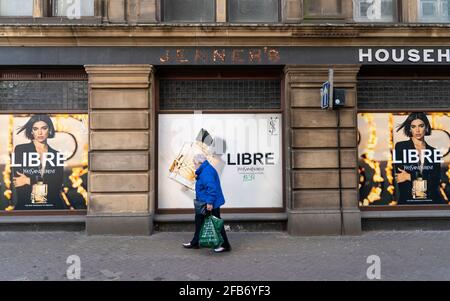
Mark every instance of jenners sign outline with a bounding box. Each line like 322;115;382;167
2;46;450;65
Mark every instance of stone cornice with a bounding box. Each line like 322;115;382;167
85;65;153;88
1;24;450;46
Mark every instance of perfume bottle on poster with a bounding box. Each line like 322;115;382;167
168;129;213;190
31;175;48;204
412;172;427;200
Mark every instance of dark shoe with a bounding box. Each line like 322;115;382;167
213;246;231;253
182;242;199;249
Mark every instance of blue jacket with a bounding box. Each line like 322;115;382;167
195;160;225;209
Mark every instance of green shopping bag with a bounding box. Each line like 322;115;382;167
199;215;224;248
211;215;224;234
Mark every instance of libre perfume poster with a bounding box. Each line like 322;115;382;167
158;113;283;209
358;112;450;207
0;114;88;211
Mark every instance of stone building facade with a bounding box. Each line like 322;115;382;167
1;0;450;235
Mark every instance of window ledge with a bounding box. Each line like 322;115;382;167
154;212;288;223
0;215;86;224
0;16;102;25
2;21;450;29
362;210;450;219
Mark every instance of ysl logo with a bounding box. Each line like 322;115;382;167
268;117;279;136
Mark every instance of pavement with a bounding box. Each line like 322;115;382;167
0;230;450;281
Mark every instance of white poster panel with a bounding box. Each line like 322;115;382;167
158;113;283;209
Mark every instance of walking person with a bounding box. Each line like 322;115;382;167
183;153;231;253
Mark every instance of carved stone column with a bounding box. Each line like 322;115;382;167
85;65;154;235
128;0;158;24
33;0;45;17
401;0;418;23
285;65;362;236
106;0;126;23
282;0;302;23
216;0;226;22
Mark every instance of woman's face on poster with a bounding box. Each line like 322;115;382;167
32;121;50;143
410;119;426;140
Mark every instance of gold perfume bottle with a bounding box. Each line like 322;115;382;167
412;173;427;200
31;180;48;204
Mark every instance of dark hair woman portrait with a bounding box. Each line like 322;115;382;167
12;114;66;210
394;112;444;205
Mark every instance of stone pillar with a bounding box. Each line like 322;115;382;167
85;65;154;235
282;0;302;23
106;0;127;23
33;0;45;17
128;0;158;24
216;0;226;22
285;65;362;236
401;0;418;23
342;0;354;22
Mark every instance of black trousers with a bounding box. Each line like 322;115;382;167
191;208;231;249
